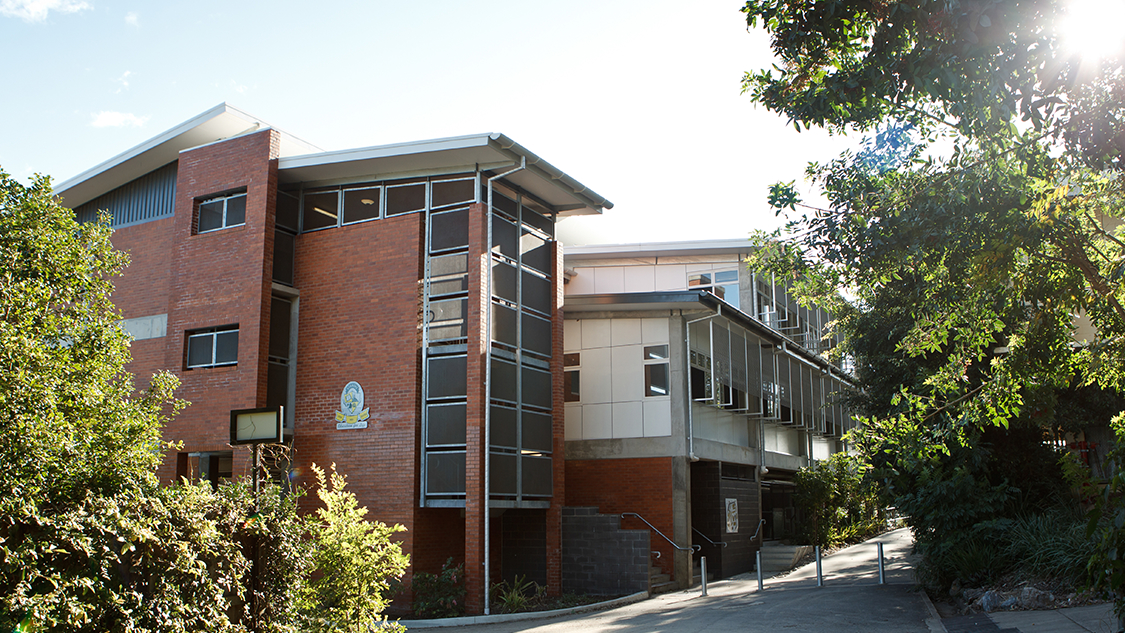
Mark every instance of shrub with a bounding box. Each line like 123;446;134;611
411;558;467;618
794;452;886;548
299;463;410;633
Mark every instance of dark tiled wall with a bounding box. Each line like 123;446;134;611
691;461;761;578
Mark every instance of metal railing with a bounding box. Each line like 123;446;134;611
621;513;700;553
692;527;728;548
750;518;766;543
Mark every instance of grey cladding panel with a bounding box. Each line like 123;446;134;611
74;161;177;228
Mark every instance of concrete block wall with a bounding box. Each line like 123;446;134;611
565;457;675;576
561;507;649;596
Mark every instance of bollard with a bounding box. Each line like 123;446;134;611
815;546;823;587
756;550;763;591
701;556;708;597
878;542;885;584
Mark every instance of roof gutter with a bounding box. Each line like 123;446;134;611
489;133;613;212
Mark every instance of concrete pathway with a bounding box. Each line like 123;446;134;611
944;603;1119;633
408;527;940;632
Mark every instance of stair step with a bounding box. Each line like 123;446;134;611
649;572;670;584
651;580;679;595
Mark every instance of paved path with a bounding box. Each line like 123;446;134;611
413;527;940;632
944;604;1119;633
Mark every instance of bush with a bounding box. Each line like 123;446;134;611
794;452;886;548
299;464;409;633
411;558;467;618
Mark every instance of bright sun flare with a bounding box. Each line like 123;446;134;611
1058;0;1125;60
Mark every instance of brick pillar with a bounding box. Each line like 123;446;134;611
545;239;565;596
463;202;490;614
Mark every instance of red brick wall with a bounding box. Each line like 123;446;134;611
288;210;426;537
111;215;174;390
158;129;279;482
463;202;489;613
565;457;675;575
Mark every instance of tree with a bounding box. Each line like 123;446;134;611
0;172;400;632
299;463;409;633
740;0;1125;607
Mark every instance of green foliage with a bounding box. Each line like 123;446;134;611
490;575;538;614
741;0;1125;607
299;463;409;633
1087;416;1125;619
794;452;885;548
0;171;407;631
411;558;466;619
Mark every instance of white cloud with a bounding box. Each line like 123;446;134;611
114;70;131;91
90;111;148;128
0;0;91;22
124;10;137;26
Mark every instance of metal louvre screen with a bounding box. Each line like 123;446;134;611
486;186;555;505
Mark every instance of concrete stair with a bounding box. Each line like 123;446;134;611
757;541;813;573
649;560;678;594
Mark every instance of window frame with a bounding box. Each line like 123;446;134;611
186;325;240;369
643;344;669;397
196;191;247;233
564;352;580;403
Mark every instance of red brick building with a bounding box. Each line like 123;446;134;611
55;103;611;615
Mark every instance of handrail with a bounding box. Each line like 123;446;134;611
622;513;700;553
692;527;728;548
750;518;766;543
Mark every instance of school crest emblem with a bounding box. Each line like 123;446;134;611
335;381;370;429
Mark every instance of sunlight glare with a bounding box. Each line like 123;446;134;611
1059;0;1125;60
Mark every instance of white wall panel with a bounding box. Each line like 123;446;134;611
643;399;672;437
564;319;581;351
582;347;613;404
566;268;595;295
582;319;611;349
654;264;687;291
583;404;612;440
623;266;656;293
594;266;625;294
611;345;644;401
565;404;583;441
611;318;642;346
641;318;669;344
613;401;644;438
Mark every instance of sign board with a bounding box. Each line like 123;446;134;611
230;406;284;445
725;498;739;534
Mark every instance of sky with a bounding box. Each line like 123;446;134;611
0;0;858;246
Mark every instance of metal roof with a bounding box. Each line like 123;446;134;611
277;132;611;216
54;104;611;216
565;238;753;261
54;103;321;209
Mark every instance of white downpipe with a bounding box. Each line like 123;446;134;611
483;159;524;616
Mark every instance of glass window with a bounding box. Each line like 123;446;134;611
688;270;740;311
186;326;239;368
432;177;475;208
643;345;669;397
197;192;247;233
564;352;580;402
645;364;669;396
386;182;426;215
302;190;338;231
342;186;381;224
276;190;300;232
